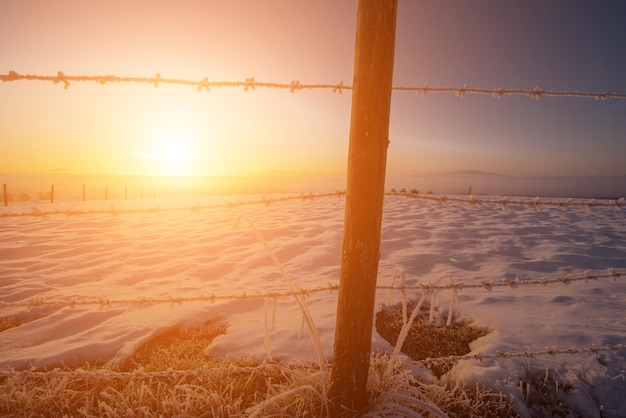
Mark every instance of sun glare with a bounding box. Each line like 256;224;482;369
133;103;262;177
161;137;187;169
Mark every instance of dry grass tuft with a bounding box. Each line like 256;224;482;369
1;308;57;333
417;381;518;417
0;317;20;333
519;368;579;417
364;352;517;417
120;318;228;372
376;301;489;377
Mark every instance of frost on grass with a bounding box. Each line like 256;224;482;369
519;368;580;418
0;310;49;333
0;319;327;417
120;318;228;372
0;295;514;417
364;351;517;418
375;300;490;377
0;317;20;333
2;317;516;417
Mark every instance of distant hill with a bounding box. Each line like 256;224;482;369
440;170;505;177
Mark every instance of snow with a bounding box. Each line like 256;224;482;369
1;192;625;416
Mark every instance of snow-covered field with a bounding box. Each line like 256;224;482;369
1;192;625;416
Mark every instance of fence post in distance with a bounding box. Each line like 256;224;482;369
3;184;7;206
329;0;397;414
50;185;54;204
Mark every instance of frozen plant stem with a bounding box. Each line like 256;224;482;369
235;211;328;413
383;290;428;381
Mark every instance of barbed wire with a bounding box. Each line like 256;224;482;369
379;269;623;292
2;191;625;218
0;71;350;94
0;284;341;311
1;269;622;312
388;192;625;211
0;362;287;380
0;192;345;218
395;83;626;101
3;71;626;100
0;343;622;381
415;343;625;368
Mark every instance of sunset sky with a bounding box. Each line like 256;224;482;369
1;0;625;179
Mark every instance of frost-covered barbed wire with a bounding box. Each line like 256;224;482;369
415;343;625;368
380;269;623;292
2;191;624;218
0;344;622;380
388;192;625;211
1;71;350;94
3;71;626;100
395;83;626;100
0;192;345;218
0;362;287;380
0;284;341;311
1;269;622;311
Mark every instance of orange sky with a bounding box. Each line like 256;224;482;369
1;1;625;180
0;1;356;177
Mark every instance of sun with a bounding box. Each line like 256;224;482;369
160;137;187;170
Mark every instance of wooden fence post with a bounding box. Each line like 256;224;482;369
105;186;108;201
329;0;397;414
50;185;54;203
3;184;7;206
83;184;86;202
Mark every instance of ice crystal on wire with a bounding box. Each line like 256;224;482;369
530;86;544;99
455;84;469;98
